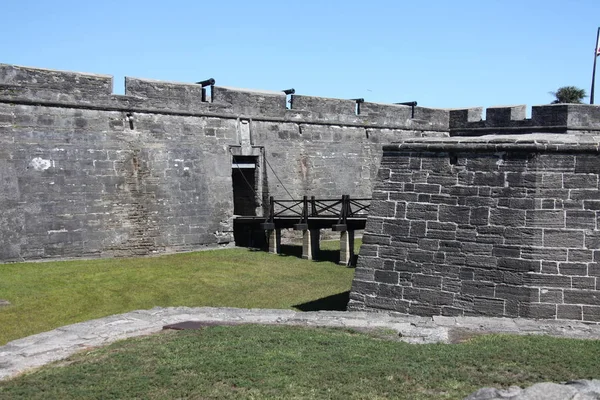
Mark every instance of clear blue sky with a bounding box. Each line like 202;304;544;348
2;0;599;111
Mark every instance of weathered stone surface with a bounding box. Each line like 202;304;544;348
351;134;600;323
465;380;600;400
4;307;600;383
0;63;457;262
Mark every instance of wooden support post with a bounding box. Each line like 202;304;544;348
267;228;281;254
339;230;355;266
302;229;320;260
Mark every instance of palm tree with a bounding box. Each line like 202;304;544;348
550;86;587;104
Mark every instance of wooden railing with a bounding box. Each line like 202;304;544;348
261;195;370;231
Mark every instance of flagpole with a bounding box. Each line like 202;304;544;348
591;27;600;105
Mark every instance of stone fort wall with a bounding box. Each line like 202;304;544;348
0;63;448;262
349;105;600;323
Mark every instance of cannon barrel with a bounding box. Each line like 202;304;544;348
196;78;216;87
394;101;417;107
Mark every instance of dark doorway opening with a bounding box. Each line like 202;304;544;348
232;155;258;216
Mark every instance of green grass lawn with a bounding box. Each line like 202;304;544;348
0;240;356;345
2;325;600;400
2;239;600;399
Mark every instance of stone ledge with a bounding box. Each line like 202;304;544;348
385;134;600;153
3;306;600;382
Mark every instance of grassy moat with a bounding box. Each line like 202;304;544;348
1;241;599;399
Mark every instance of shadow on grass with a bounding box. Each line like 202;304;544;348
293;291;350;311
279;244;358;266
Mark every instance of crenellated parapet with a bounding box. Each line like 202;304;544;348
450;104;600;135
0;63;448;131
3;63;600;135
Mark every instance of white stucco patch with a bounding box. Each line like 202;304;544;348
29;157;53;171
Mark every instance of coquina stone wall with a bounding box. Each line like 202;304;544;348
0;63;449;262
3;63;600;266
349;132;600;322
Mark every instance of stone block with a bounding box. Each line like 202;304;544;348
563;173;598;189
438;205;471;224
575;155;600;174
441;306;464;316
418;238;440;251
378;245;407;260
583;200;600;210
462;281;495;297
565;210;596;230
473;172;505;186
369;200;397;219
519;303;556;319
470;207;489;225
382;220;410;236
442;277;462;293
539;288;563;303
395;261;421;273
539;173;563;189
426;229;457;240
544;229;584;248
464;255;497;268
568;249;594;262
412;274;442;289
438;240;462;253
365;296;407;312
414;183;441;194
564;289;600;306
589;263;600;277
374;270;399;285
525;210;565;228
427;175;457;187
472;297;505;317
582;305;600;322
541;199;556;209
429;194;458;206
585;232;600;249
408;250;435;263
362;234;391;246
418;288;455;305
502;271;524;285
485;105;526;125
536;154;575;171
557;304;582;320
523;273;571;288
495;285;539;302
490;208;525;227
456;227;478;242
409;221;427;237
406;203;438;220
365;217;384;234
449;107;483;127
473;268;503;283
353;267;375;281
449;185;478;197
351;280;378;296
572;276;596;289
521;247;567;261
477;226;506;244
506;172;538;188
377;284;403;299
497;258;540;273
408;303;442;317
569;189;600;200
492;245;521;258
558;262;588;276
